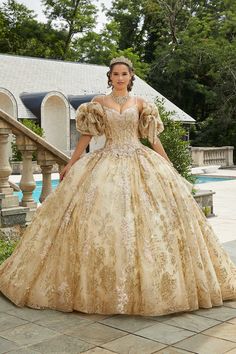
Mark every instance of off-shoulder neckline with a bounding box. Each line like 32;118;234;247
102;104;139;116
90;99;156;115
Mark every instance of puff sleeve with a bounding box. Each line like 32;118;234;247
75;101;105;136
138;102;164;144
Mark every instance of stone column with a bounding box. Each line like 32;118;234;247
19;150;37;207
0;124;13;195
39;165;53;202
16;136;37;222
37;150;55;203
225;146;234;166
191;147;205;167
0;122;19;209
0;121;29;226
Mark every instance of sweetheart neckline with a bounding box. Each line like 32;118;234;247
103;105;139;115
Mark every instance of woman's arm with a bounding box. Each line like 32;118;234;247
137;97;172;166
68;134;92;166
60;134;92;181
151;139;172;165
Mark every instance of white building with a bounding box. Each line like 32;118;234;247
0;54;195;154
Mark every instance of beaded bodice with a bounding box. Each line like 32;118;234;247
103;105;142;150
75;100;164;147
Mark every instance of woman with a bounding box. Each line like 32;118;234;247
0;56;235;316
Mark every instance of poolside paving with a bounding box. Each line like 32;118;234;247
196;169;236;245
0;295;236;353
0;168;235;353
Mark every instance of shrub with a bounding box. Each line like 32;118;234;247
0;239;18;264
11;119;44;162
141;99;195;183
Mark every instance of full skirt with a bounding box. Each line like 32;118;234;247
0;146;236;316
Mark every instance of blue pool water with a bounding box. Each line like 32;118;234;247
15;179;59;203
15;175;235;204
195;176;236;184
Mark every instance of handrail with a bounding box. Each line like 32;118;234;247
0;108;70;226
0;109;70;164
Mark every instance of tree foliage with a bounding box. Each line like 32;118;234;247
0;238;17;264
42;0;97;59
0;0;66;58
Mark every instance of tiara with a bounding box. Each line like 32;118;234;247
110;56;133;69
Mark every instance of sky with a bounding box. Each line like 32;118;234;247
0;0;112;31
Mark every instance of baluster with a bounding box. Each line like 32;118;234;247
222;150;225;165
20;151;36;206
39;165;53;202
0;124;13;194
0;121;29;226
16;135;37;221
203;150;206;165
0;110;70;226
37;150;55;203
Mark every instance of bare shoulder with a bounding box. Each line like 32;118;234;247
91;95;104;104
135;96;146;113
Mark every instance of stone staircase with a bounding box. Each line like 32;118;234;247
0;109;70;227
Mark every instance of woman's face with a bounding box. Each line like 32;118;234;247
110;64;132;91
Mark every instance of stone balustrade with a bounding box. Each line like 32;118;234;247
191;146;234;167
0;109;70;227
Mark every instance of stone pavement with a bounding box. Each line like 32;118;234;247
195;168;236;245
0;294;236;354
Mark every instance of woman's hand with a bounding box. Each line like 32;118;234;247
60;163;72;182
59;134;92;182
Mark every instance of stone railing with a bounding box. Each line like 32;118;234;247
191;146;234;167
0;109;70;227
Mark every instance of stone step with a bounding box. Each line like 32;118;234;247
1;206;29;216
0;206;29;227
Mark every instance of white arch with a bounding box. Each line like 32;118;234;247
0;88;17;118
41;92;70;153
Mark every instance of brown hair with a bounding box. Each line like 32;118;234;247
107;63;135;92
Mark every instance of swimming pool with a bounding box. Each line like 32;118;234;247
195;175;236;184
15;179;59;204
15;175;236;203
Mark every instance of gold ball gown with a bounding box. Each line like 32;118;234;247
0;101;236;316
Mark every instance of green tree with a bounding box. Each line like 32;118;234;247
0;0;66;58
42;0;97;60
105;0;194;60
0;0;36;53
73;21;121;64
74;25;149;79
146;0;236;161
106;0;144;53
